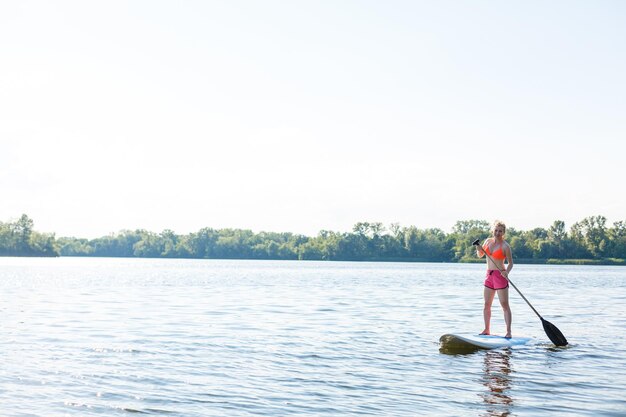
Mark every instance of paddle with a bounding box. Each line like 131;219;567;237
472;239;568;346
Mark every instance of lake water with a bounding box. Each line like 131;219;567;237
1;258;625;416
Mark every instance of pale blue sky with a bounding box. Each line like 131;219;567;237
1;1;624;238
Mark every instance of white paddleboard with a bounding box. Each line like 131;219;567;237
440;333;532;350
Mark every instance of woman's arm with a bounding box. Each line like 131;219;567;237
503;243;514;276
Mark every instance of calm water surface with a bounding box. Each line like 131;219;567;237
1;258;625;416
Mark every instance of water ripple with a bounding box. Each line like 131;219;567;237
0;258;625;416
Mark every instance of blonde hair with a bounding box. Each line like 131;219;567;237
492;220;506;234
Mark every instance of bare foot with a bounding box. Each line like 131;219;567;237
479;330;490;335
505;332;512;339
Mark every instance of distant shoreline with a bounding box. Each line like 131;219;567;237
461;257;625;266
3;214;625;264
2;254;624;266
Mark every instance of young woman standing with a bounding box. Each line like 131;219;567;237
476;220;514;338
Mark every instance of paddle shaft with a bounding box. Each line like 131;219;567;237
475;241;544;320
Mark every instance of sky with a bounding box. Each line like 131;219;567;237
1;1;624;238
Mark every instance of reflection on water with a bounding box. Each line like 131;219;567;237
480;350;513;417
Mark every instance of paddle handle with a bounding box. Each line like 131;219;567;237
472;239;543;320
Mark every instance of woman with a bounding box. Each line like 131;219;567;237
476;220;514;338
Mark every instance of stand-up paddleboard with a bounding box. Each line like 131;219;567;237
440;333;532;350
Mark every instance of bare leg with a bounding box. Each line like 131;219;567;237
482;287;496;335
497;288;512;338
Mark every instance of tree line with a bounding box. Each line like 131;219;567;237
3;214;623;263
0;214;57;256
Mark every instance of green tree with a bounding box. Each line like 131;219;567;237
133;232;165;258
186;228;219;258
508;235;533;259
0;215;59;256
58;237;94;256
403;227;450;261
29;232;58;256
13;214;35;253
450;220;490;261
573;215;608;258
452;220;490;235
608;221;626;258
215;229;255;258
548;220;567;242
160;229;179;257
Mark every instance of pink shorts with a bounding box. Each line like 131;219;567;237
484;270;509;290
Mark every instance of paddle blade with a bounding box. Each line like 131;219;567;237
541;318;568;346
